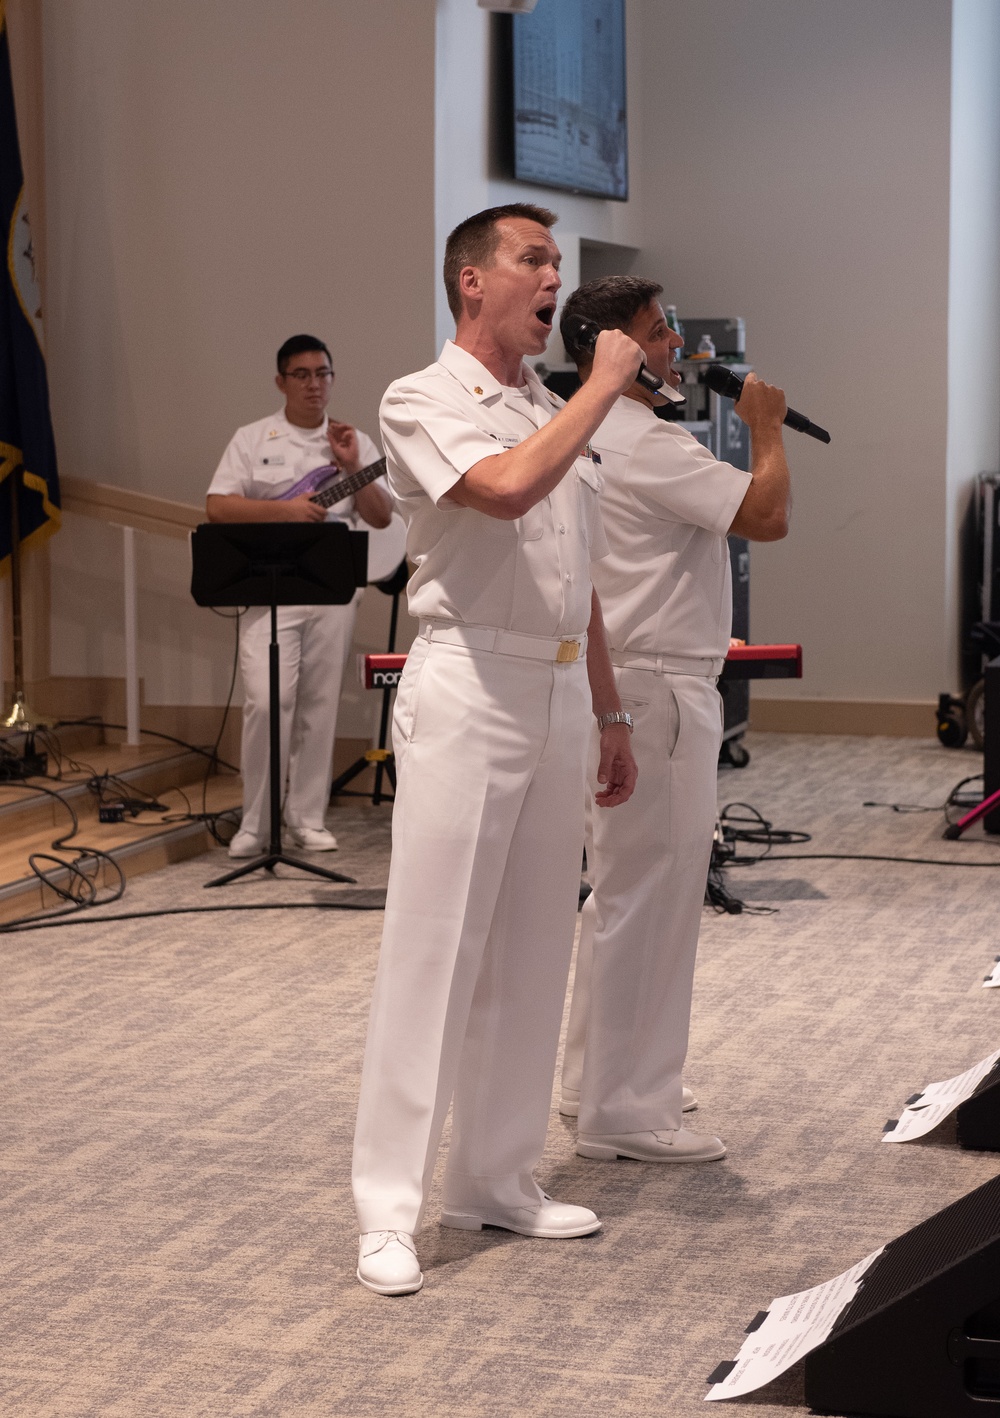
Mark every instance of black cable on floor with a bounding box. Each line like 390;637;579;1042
719;801;811;859
706;794;1000;915
10;780;127;909
43;717;241;846
54;719;240;775
4;740;238;926
732;851;1000;869
863;772;984;823
0;899;385;934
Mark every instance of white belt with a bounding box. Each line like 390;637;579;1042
610;648;725;678
419;619;587;664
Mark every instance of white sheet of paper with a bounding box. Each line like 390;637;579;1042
705;1249;884;1401
882;1046;1000;1142
983;957;1000;989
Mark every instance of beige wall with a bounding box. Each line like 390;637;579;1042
38;0;436;724
42;0;436;501
635;0;955;707
23;0;999;729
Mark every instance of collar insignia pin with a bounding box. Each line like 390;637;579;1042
474;386;483;395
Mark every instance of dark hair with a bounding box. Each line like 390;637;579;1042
443;203;558;322
560;276;664;365
276;334;333;375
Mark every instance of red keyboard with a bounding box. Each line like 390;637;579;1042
720;644;802;680
360;653;408;689
361;644;802;689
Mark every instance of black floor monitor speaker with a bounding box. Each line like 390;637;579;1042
957;1060;1000;1151
804;1173;1000;1416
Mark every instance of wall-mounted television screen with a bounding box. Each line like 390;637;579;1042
511;0;627;202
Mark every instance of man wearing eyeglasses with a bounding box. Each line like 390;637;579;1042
206;334;393;858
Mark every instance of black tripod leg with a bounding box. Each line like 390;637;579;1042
330;755;372;799
268;852;356;884
205;852;276;888
205;851;356;888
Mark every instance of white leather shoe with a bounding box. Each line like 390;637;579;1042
577;1128;726;1163
286;826;339;851
559;1085;698;1117
227;830;263;859
356;1231;423;1295
440;1193;601;1238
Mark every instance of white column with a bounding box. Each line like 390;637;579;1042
122;526;140;745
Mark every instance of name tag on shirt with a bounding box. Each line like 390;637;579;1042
489;433;520;449
261;455;285;466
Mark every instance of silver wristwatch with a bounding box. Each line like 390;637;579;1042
596;710;634;733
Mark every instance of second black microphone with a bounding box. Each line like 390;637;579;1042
703;364;831;444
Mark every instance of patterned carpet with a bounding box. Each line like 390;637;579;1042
3;733;1000;1416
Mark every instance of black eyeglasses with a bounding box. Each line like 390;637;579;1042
283;368;334;383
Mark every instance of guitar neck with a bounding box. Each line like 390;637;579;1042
310;457;387;510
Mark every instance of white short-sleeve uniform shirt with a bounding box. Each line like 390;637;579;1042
591;397;752;659
207;410;382;521
379;341;607;637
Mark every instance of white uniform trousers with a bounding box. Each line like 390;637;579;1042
352;636;591;1235
237;597;359;841
563;668;722;1135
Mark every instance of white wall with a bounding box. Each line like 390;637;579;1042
40;0;436;725
946;0;1000;670
435;0;648;353
636;0;955;705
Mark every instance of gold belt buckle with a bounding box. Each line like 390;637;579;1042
556;640;580;664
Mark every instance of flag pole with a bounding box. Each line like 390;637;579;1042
2;463;51;731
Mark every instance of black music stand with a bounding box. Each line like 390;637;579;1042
191;521;366;888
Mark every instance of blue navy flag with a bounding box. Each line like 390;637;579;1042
0;1;59;569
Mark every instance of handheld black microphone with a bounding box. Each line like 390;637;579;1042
703;364;831;444
562;316;683;401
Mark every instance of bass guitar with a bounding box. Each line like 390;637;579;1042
276;456;387;510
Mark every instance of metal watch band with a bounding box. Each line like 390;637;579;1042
597;710;634;733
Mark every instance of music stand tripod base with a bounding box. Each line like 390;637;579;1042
204;846;354;889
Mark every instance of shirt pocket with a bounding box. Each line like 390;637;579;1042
518;502;547;542
575;461;601;548
249;463;293;501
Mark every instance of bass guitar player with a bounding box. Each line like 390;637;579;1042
206;334;403;858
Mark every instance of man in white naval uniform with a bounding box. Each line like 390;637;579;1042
207;335;393;857
352;205;643;1295
557;277;791;1164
